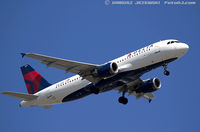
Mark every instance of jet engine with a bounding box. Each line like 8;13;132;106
136;78;161;93
97;62;118;78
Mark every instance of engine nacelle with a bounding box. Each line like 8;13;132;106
136;78;161;93
97;62;118;78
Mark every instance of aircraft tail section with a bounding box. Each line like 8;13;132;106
21;64;51;94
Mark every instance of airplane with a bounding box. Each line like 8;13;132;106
2;39;189;109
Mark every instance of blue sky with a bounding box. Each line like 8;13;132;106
0;0;199;132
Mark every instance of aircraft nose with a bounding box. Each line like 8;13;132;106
180;43;189;53
176;43;189;57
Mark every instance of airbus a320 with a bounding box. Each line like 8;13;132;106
2;39;189;109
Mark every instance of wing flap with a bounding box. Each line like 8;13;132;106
2;91;38;101
143;93;155;99
129;92;155;101
41;105;52;109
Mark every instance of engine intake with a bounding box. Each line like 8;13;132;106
97;62;118;78
136;78;161;93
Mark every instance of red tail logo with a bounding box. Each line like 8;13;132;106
21;65;51;94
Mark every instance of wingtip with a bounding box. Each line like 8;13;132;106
20;53;26;58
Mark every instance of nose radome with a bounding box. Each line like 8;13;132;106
183;43;189;49
181;43;189;53
176;43;189;58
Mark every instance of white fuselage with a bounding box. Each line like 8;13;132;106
20;39;189;107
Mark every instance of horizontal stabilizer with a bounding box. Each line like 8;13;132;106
2;91;38;101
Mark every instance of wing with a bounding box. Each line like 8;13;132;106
130;91;155;100
143;93;155;100
22;53;100;83
115;77;155;102
41;105;52;109
115;78;143;92
2;91;38;101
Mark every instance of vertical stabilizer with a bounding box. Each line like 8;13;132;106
21;65;51;94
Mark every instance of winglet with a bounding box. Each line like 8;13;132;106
21;53;26;58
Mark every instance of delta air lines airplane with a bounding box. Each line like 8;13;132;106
2;39;189;109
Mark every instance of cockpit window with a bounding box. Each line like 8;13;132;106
167;41;180;44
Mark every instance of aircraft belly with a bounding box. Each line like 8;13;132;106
35;80;90;105
62;83;93;102
57;80;89;102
